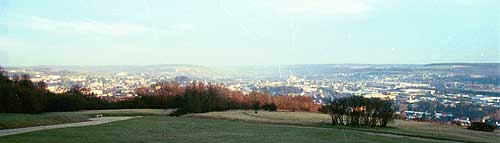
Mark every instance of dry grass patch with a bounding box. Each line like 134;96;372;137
190;110;330;125
389;120;500;143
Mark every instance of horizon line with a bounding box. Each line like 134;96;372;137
3;62;500;68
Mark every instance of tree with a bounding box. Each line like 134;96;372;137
252;101;261;114
262;103;277;112
378;101;395;127
468;122;496;132
323;96;395;127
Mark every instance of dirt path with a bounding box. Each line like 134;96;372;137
0;116;139;137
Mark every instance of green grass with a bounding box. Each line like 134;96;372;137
2;109;497;143
191;110;500;143
0;113;89;130
320;123;495;143
74;109;174;117
0;116;437;143
0;109;173;129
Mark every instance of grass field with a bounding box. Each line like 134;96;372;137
75;109;173;117
0;113;89;130
0;109;172;129
2;109;498;143
191;110;500;143
0;116;440;143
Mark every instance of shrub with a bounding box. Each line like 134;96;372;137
468;122;496;132
252;101;261;114
262;103;278;112
169;109;188;117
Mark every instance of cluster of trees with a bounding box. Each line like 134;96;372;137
468;122;497;132
136;82;320;115
0;68;108;113
247;91;320;112
0;67;320;114
0;73;47;113
322;96;395;127
262;103;278;111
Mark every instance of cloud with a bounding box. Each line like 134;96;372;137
261;0;373;15
30;17;153;35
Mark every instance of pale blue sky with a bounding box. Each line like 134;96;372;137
0;0;498;66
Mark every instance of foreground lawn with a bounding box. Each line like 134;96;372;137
191;110;500;143
74;109;174;117
0;116;436;143
0;113;88;130
0;109;172;129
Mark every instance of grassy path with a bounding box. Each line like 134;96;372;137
0;116;139;137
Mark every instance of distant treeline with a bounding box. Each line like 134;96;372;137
321;96;395;127
135;82;321;115
0;67;320;114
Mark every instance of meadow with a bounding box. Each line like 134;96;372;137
191;110;500;143
1;109;498;143
0;109;171;129
1;115;441;143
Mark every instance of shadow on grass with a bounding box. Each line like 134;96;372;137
316;123;482;143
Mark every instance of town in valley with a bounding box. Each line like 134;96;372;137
5;63;500;127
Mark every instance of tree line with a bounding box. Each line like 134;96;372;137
0;69;113;113
0;67;320;114
321;96;395;127
135;82;321;115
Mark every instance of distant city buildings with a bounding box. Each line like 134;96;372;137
5;65;500;124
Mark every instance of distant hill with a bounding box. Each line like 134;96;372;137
425;63;500;67
6;64;213;74
422;63;500;78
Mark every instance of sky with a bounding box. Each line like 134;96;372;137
0;0;498;66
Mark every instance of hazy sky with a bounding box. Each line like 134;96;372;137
0;0;498;66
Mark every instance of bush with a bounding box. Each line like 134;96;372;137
262;103;277;112
252;101;261;114
468;122;496;132
169;109;188;117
